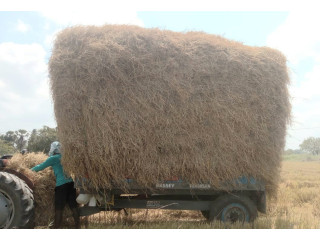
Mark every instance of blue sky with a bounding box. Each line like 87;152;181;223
0;10;319;149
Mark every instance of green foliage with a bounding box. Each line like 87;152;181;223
15;129;29;151
299;137;320;155
28;126;58;154
0;139;16;155
0;131;16;143
0;129;29;151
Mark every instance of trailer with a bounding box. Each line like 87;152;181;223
76;176;266;223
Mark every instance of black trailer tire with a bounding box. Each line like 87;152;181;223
0;171;35;229
209;194;257;223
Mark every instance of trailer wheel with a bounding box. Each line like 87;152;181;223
209;194;257;223
0;172;34;229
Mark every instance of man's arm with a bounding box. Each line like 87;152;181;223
31;156;57;172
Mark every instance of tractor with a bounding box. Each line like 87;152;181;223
0;155;34;228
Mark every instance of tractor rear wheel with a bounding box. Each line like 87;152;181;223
0;171;34;228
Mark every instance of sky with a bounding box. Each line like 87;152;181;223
0;1;320;150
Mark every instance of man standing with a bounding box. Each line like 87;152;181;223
31;141;80;228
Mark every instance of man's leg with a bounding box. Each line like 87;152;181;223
54;184;67;229
54;210;63;229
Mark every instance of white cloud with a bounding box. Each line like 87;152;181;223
267;11;320;65
0;42;55;132
290;63;320;101
35;77;51;100
16;19;31;33
0;79;6;88
0;42;46;67
267;11;320;149
44;30;59;49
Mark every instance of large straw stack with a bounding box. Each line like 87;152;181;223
49;25;290;195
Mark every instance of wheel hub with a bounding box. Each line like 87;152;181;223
224;206;246;223
0;191;14;228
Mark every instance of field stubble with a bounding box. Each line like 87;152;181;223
85;159;320;229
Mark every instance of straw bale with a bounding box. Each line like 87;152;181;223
49;25;291;195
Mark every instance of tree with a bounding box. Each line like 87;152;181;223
28;126;58;154
0;129;29;151
0;139;16;155
0;131;16;146
299;137;320;155
15;129;29;151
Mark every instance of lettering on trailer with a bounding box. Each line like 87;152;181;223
146;201;161;208
156;183;175;188
189;184;211;189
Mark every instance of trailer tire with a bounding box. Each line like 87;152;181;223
209;194;257;223
0;171;35;229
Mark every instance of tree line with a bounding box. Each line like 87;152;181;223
0;126;58;155
285;137;320;155
299;137;320;155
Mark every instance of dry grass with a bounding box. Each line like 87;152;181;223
49;25;290;195
85;160;320;229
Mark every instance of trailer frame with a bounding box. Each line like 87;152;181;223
76;177;266;222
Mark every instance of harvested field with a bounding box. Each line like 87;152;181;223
49;25;291;195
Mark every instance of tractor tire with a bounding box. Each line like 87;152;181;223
209;194;257;223
0;171;35;229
